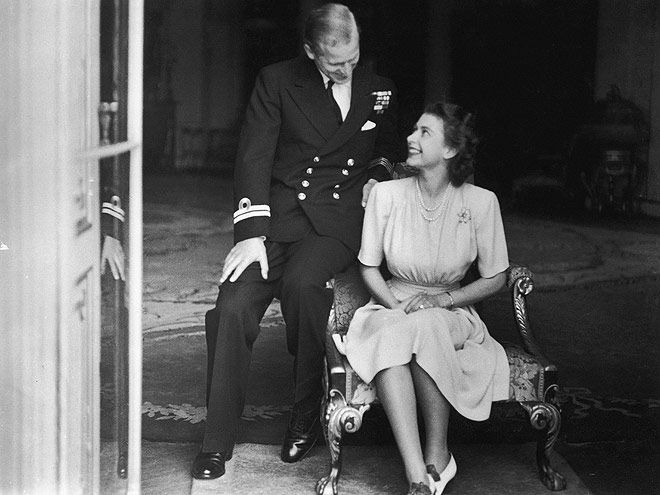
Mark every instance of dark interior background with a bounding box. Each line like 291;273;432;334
143;0;601;202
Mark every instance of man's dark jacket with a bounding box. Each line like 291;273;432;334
232;56;402;252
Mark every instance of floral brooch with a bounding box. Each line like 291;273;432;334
458;207;471;224
371;91;392;114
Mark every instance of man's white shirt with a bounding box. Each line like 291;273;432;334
320;72;351;121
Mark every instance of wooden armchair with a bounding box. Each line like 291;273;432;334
316;264;567;495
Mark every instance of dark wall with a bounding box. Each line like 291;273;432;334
241;0;301;102
450;0;599;195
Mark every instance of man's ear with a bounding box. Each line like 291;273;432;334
303;43;315;60
444;147;458;160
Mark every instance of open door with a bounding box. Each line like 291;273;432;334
0;1;143;493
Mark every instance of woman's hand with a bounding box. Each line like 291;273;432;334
402;292;453;313
391;297;413;312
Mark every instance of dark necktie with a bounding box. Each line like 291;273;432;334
326;81;343;125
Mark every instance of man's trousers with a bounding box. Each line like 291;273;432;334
201;232;355;455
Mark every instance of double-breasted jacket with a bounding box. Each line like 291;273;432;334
232;56;402;252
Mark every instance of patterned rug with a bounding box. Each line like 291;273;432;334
141;308;292;445
140;305;659;447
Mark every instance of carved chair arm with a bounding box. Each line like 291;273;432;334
507;265;555;371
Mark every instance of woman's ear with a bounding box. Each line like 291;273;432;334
443;147;458;160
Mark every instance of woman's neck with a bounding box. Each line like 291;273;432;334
417;169;450;199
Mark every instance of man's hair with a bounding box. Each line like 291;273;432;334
424;101;478;187
303;3;358;53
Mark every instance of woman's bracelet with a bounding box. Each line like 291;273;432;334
445;291;454;310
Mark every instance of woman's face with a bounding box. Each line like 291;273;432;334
406;113;455;170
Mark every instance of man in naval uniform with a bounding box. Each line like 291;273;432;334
192;3;402;480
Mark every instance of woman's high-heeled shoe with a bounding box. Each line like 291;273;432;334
426;453;457;495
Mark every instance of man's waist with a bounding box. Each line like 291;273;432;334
271;172;367;194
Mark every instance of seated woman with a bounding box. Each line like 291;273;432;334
345;101;510;495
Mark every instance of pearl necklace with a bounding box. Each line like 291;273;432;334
415;178;450;222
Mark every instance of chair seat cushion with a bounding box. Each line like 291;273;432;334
339;343;546;406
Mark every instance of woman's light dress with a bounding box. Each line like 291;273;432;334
344;177;510;421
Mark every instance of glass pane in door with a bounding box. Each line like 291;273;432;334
99;0;130;492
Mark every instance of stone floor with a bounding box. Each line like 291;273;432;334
190;444;587;495
139;441;590;495
133;172;660;495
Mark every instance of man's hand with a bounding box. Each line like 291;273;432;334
101;235;125;281
361;179;378;208
220;237;268;283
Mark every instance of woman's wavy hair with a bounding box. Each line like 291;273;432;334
424;101;478;187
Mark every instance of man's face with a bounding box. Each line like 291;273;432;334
304;36;360;85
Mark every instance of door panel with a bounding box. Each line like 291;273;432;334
59;2;102;493
0;1;102;494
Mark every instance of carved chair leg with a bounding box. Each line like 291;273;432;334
520;401;567;491
316;389;369;495
316;391;343;495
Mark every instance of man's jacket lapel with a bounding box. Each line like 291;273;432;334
289;58;338;141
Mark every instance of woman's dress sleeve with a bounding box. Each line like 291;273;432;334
475;191;509;278
357;183;391;267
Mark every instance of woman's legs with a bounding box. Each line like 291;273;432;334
410;358;451;471
374;365;428;485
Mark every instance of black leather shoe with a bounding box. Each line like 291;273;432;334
280;404;321;463
191;451;226;480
